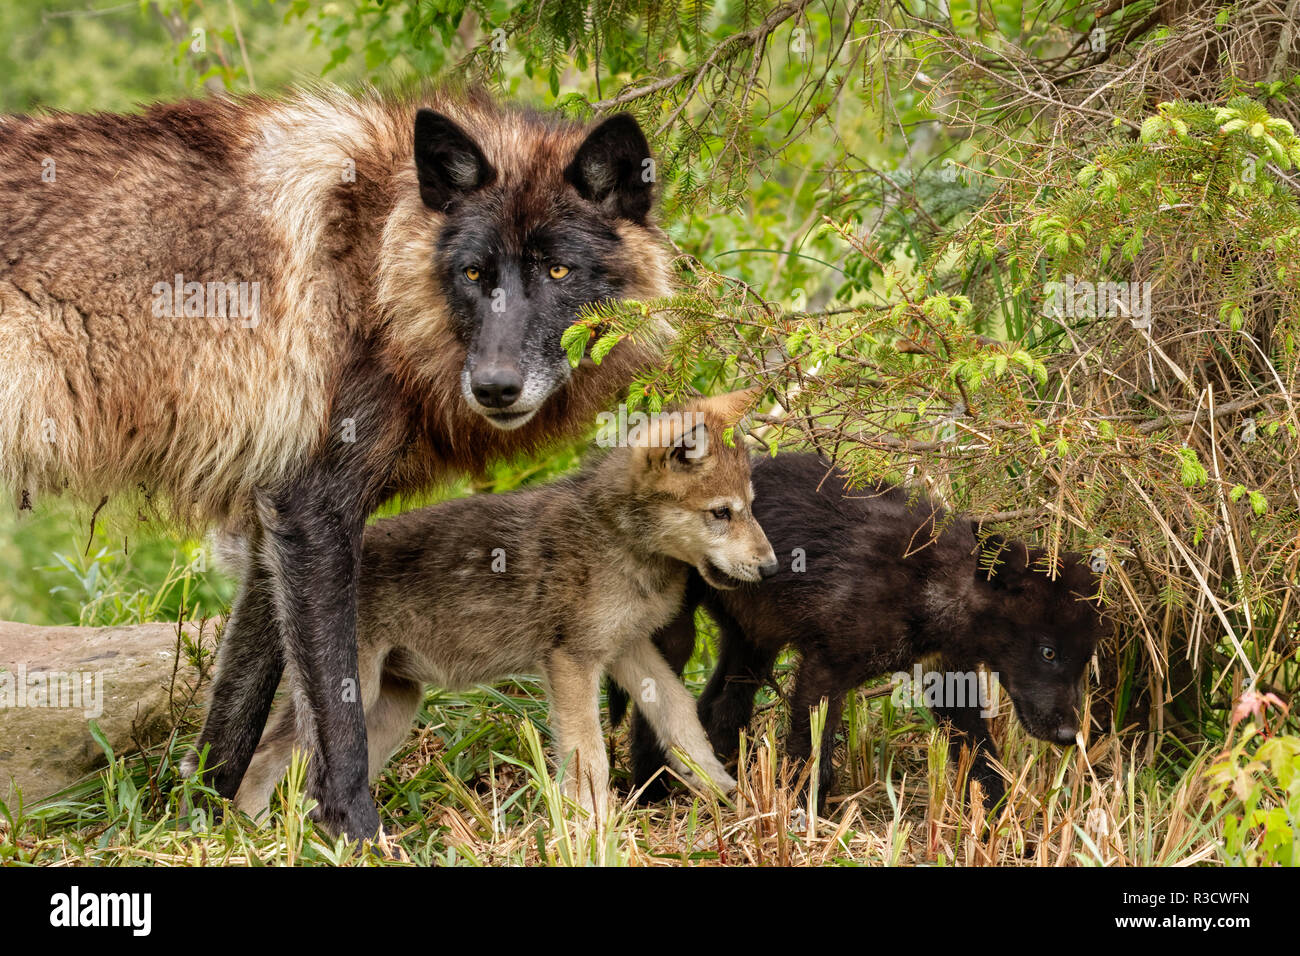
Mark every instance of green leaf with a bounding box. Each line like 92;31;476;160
785;327;807;355
88;720;114;764
1178;446;1208;487
560;323;592;368
1140;116;1166;142
589;330;623;366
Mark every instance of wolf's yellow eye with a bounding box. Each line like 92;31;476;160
464;267;481;282
549;265;570;279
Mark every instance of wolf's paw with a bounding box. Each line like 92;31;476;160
676;766;736;799
369;827;409;862
313;792;382;844
177;750;200;780
171;751;219;822
674;753;736;797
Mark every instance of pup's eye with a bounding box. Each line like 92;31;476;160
464;267;481;282
710;506;732;520
549;265;570;279
1040;646;1057;662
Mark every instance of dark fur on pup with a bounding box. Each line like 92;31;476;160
611;452;1106;812
0;86;673;839
231;394;777;821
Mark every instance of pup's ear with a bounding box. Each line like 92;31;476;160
697;387;761;426
414;109;496;211
666;421;710;471
564;113;654;223
975;534;1023;591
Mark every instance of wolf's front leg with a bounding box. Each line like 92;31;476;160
256;484;377;842
543;649;609;822
608;636;737;794
186;539;285;798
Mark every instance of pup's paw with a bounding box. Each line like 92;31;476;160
673;760;736;797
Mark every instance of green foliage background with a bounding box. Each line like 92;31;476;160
2;0;1299;864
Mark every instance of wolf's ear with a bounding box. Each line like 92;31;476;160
564;113;654;223
976;534;1030;592
697;387;762;429
414;109;496;211
666;422;710;471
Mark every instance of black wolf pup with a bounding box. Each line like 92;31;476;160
615;452;1106;811
0;87;673;839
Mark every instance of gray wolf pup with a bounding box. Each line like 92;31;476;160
0;87;672;838
613;452;1105;811
231;393;778;821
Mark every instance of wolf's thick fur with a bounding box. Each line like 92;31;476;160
0;87;673;837
0;88;668;517
614;453;1105;811
230;394;777;820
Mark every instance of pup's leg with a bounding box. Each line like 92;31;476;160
543;649;609;821
929;659;1005;811
234;693;300;819
696;609;774;762
786;649;848;811
186;533;285;797
608;637;736;794
363;670;425;781
627;600;697;799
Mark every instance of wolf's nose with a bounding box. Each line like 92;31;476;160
1055;724;1077;745
758;557;779;579
472;366;523;408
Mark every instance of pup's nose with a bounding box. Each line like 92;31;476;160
1055;724;1078;745
471;366;523;408
759;556;779;579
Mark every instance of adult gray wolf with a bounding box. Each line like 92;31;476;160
0;86;672;838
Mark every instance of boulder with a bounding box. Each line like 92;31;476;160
0;618;214;804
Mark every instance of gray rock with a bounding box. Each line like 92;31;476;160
0;619;214;804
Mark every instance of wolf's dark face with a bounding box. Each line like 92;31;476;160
974;545;1105;746
414;110;655;430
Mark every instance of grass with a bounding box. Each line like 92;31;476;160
0;621;1249;867
0;492;1289;867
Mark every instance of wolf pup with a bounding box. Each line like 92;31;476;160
614;452;1105;811
0;88;673;838
231;393;778;822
